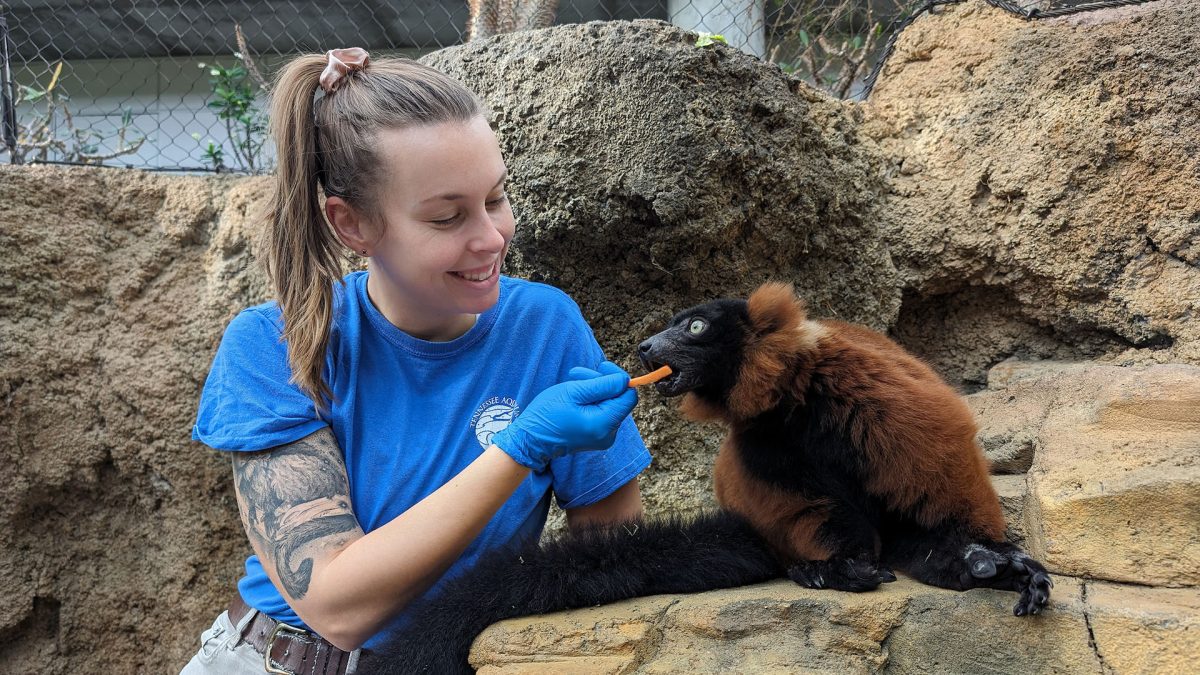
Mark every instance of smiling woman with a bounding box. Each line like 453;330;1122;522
324;117;514;341
181;50;651;675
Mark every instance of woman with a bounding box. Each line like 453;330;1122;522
182;48;650;674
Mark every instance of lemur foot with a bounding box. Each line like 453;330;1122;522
963;544;1053;616
788;557;896;593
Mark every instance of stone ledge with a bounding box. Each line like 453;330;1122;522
470;577;1198;674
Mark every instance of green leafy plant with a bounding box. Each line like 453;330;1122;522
767;0;905;99
190;132;226;172
11;61;145;164
198;53;267;172
695;31;728;48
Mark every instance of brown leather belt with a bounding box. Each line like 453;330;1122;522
228;595;359;675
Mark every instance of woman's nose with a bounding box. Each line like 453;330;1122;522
469;210;508;251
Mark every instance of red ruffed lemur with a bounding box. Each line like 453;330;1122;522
370;282;1052;674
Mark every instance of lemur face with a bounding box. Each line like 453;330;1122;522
637;298;751;399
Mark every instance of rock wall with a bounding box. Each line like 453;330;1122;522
862;0;1200;389
0;168;272;673
1;1;1197;673
468;577;1199;674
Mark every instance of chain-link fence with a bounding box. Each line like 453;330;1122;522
0;0;1159;173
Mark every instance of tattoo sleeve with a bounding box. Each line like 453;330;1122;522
231;427;363;600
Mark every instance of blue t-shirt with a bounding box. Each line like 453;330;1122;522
192;271;650;649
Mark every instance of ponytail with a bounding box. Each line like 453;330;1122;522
262;55;344;407
261;53;483;407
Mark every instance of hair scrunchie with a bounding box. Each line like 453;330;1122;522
319;48;370;94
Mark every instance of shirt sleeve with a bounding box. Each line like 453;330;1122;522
191;308;329;451
547;298;652;509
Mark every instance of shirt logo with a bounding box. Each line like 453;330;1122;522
470;396;520;449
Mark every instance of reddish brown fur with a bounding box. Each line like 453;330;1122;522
713;438;835;562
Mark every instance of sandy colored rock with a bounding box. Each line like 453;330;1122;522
863;0;1200;388
471;598;670;673
884;576;1096;674
471;577;1111;673
994;362;1200;586
1085;581;1200;674
969;382;1050;474
478;659;633;675
3;3;1199;673
0;165;269;674
472;577;1200;674
992;473;1029;548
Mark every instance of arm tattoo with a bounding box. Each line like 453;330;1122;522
231;427;362;600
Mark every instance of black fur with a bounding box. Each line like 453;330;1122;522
637;298;751;400
366;510;780;674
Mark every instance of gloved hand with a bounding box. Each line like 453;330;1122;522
491;361;638;471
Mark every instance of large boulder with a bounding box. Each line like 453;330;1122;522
863;1;1200;388
422;20;901;515
4;2;1198;673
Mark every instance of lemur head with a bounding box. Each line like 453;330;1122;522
637;282;814;421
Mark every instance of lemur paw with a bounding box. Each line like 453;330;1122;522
788;557;895;593
1012;557;1053;617
964;545;1006;579
963;545;1052;615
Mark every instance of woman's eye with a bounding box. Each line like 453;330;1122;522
430;214;460;226
486;194;508;208
688;319;707;335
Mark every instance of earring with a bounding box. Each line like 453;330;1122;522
360;249;367;256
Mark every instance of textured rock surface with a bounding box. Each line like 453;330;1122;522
863;0;1200;389
1085;582;1200;674
0;166;272;673
3;2;1199;673
470;576;1200;674
976;361;1200;587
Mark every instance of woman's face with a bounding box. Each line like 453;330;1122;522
365;115;514;341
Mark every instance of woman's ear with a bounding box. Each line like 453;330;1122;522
325;196;372;254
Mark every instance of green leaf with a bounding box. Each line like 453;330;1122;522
696;32;727;47
20;85;46;103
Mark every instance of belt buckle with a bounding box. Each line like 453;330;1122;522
264;621;308;675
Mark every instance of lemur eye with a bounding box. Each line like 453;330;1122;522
688;318;707;335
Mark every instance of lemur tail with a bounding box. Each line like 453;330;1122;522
365;509;781;674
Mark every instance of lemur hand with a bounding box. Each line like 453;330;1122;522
492;361;638;471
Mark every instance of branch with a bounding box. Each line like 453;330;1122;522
235;24;271;93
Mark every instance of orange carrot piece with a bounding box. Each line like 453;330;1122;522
629;365;673;388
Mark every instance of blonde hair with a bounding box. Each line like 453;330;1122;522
263;55;483;405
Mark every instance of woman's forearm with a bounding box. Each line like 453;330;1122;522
304;445;528;650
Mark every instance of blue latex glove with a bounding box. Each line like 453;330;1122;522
491;361;638;471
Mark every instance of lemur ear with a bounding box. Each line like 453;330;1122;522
727;282;810;420
747;281;806;334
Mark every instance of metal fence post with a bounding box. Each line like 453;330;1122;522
1;12;19;164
